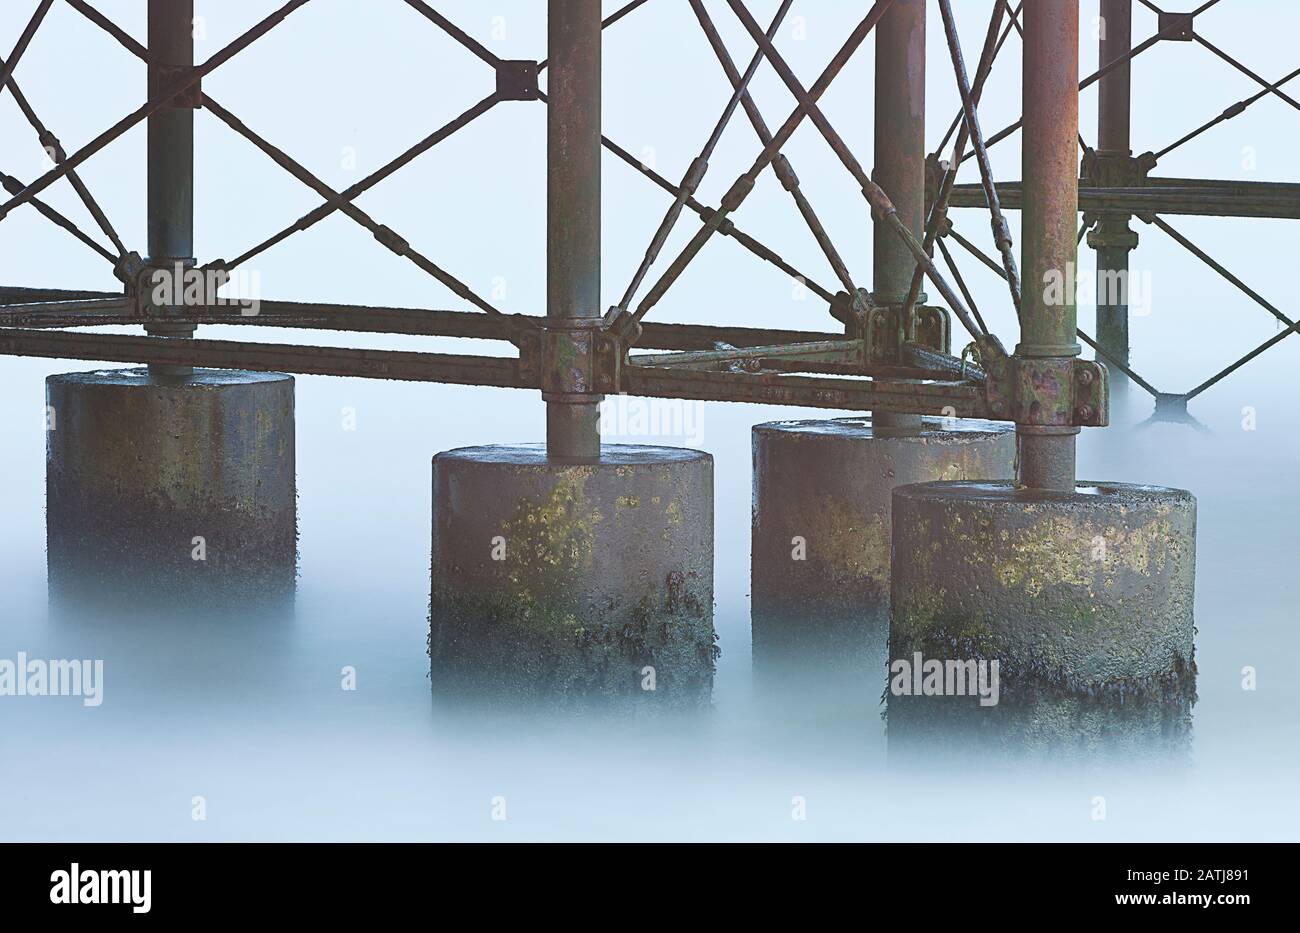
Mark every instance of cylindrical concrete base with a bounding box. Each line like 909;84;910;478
888;481;1197;759
751;418;1015;676
430;444;715;708
46;368;296;610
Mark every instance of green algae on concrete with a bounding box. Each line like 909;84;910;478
750;417;1014;673
887;480;1197;758
429;444;715;708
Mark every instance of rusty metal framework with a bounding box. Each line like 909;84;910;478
940;0;1300;424
0;0;1290;458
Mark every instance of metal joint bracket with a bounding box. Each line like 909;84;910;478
1081;149;1156;188
1087;216;1140;250
539;319;607;398
113;251;148;289
151;65;202;109
983;341;1109;427
924;154;951;207
601;305;643;345
514;320;541;386
1157;11;1195;41
592;329;624;393
828;287;870;330
126;257;202;320
860;301;950;366
495;60;539;101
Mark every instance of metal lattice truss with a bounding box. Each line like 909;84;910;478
0;0;1293;426
938;0;1300;423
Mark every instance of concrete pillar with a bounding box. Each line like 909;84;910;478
751;418;1014;682
429;445;714;708
888;481;1196;760
46;369;296;611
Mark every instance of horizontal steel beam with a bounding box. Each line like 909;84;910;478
0;290;845;351
0;298;128;325
624;364;989;416
948;179;1300;219
631;339;860;370
0;286;121;303
0;325;990;415
0;328;529;386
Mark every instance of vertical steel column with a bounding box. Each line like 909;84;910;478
146;0;196;377
872;0;925;430
545;0;602;462
1091;0;1136;376
1018;0;1080;490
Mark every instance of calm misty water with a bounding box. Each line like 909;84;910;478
1;363;1297;842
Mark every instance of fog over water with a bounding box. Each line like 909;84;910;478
2;1;1298;840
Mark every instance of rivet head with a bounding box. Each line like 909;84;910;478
1076;405;1094;422
1077;368;1095;385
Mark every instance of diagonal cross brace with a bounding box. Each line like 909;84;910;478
201;95;503;316
624;0;898;331
0;0;313;223
726;0;984;342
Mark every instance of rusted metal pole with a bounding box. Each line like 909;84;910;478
873;0;925;429
545;0;602;462
146;0;196;376
1091;0;1136;377
1018;0;1080;490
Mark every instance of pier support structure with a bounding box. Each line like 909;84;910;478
428;1;716;707
45;0;297;611
888;1;1197;758
750;0;1014;682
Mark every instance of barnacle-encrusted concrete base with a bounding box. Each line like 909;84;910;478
429;444;715;709
46;368;297;611
887;481;1197;759
750;418;1014;676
